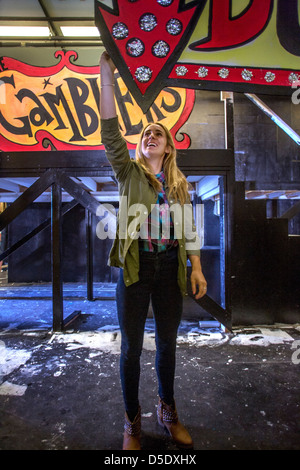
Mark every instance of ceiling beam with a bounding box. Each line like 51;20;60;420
0;179;20;192
78;177;98;192
0;38;103;47
0;191;119;203
5;178;38;188
0;17;95;22
37;0;61;37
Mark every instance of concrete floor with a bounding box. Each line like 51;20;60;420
0;282;299;451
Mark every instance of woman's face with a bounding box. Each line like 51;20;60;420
141;124;170;161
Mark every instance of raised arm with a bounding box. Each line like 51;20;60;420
100;52;132;182
100;51;117;119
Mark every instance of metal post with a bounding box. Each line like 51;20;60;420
86;208;94;301
51;182;63;332
218;176;226;310
221;91;234;150
221;91;235;327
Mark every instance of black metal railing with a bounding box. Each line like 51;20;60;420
0;149;234;331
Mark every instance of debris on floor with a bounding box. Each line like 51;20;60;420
0;284;299;450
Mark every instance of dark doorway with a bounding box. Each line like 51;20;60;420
182;175;226;326
177;148;234;330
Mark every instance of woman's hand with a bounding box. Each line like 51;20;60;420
188;255;207;299
100;51;116;83
190;268;207;299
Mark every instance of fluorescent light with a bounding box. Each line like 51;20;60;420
60;26;99;37
0;26;51;37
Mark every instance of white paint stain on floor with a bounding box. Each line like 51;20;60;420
0;324;298;397
0;340;33;396
0;381;27;396
0;340;33;376
230;327;295;346
47;324;296;353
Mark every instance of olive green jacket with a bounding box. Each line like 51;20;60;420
101;117;201;296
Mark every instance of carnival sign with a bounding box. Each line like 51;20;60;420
0;51;194;152
95;0;300;112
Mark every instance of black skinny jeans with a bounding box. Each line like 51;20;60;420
116;247;183;420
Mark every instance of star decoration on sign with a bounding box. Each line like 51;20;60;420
43;77;53;89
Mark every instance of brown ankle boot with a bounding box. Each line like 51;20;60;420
123;407;141;450
157;398;193;449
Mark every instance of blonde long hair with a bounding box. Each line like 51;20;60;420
135;122;190;205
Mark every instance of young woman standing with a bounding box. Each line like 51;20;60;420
100;52;207;450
